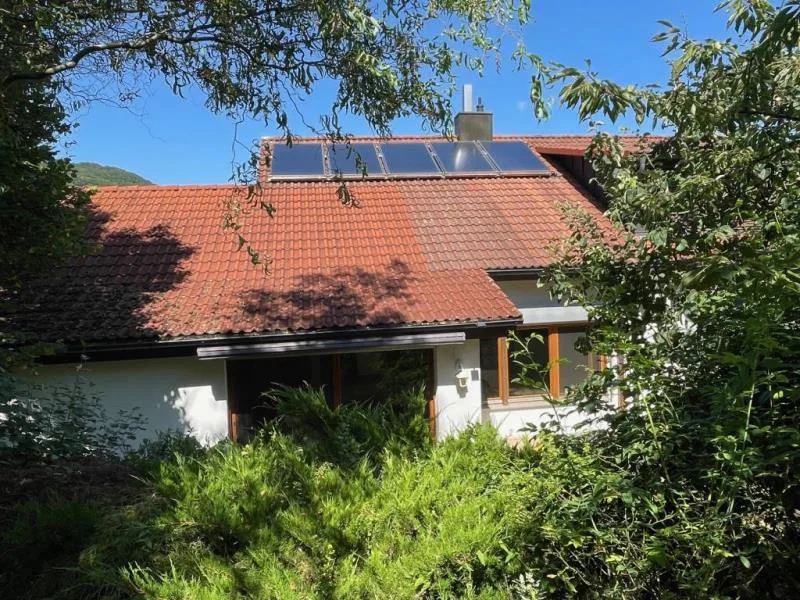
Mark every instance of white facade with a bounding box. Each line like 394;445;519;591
433;340;483;441
430;279;593;440
18;356;229;446
486;400;592;439
16;279;593;446
496;280;587;326
482;279;591;438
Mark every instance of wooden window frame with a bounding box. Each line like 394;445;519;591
490;325;599;405
547;326;560;400
497;336;509;401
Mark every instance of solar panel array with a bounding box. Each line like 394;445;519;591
267;140;550;181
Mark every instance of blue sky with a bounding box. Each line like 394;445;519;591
63;1;731;185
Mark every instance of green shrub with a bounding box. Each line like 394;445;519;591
126;428;206;473
7;379;795;599
265;383;430;468
0;374;146;464
124;423;528;599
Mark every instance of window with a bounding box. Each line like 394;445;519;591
509;329;549;397
336;349;430;408
480;326;596;404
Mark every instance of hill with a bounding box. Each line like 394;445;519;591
73;162;153;186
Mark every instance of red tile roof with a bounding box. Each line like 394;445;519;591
527;134;666;156
12;146;613;344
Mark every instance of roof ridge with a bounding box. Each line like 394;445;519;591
91;183;239;191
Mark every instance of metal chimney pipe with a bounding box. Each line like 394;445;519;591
463;84;473;112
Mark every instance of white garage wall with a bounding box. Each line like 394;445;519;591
18;356;229;447
434;340;482;441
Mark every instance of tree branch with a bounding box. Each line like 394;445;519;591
738;108;800;122
2;31;171;86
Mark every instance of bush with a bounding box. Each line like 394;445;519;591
5;382;796;599
126;429;206;473
0;374;146;464
0;385;446;599
127;423;527;599
0;496;103;594
0;457;154;599
0;385;535;599
265;382;430;468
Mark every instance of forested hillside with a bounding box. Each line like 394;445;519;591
74;162;152;186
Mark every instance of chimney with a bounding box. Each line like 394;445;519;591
454;85;493;141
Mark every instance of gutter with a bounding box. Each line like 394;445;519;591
39;317;522;364
198;331;468;360
485;268;546;281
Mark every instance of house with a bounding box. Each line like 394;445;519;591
11;102;624;446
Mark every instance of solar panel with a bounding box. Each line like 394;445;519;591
327;143;384;177
269;143;325;179
430;141;497;175
480;140;550;174
380;142;441;176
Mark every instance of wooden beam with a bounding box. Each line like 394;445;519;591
497;336;509;403
331;355;342;410
225;360;238;442
426;349;437;441
548;327;560;399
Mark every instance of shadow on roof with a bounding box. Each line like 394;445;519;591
9;205;195;343
238;259;415;331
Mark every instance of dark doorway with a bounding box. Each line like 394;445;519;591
226;355;333;439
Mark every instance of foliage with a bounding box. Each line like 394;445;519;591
1;1;531;139
0;0;539;268
0;374;147;464
266;383;430;468
0;57;89;298
73;162;152;187
0;386;538;600
505;1;800;597
0;453;152;598
126;429;205;473
122;423;528;599
0;496;105;596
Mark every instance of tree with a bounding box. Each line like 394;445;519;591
0;49;90;362
512;1;800;595
1;1;529;143
0;0;531;349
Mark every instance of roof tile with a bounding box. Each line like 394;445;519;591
11;142;615;343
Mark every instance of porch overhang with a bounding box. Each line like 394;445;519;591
196;331;466;360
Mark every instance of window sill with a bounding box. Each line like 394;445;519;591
485;395;555;411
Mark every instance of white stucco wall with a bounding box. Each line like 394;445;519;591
433;340;482;441
497;280;587;325
487;402;593;438
17;356;229;447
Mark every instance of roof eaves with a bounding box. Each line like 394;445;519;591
41;316;524;362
